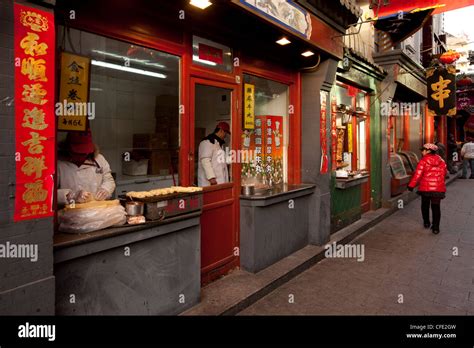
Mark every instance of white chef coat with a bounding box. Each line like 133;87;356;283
57;154;116;205
198;138;229;187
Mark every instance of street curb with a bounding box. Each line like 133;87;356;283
186;174;461;316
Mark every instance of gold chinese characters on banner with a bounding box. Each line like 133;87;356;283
14;4;55;221
58;52;90;131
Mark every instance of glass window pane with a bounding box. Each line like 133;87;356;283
57;26;180;197
242;74;289;188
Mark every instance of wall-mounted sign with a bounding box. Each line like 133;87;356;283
347;123;353;153
427;65;456;116
58;52;90;131
192;36;232;73
198;43;223;65
238;0;312;39
14;3;55;221
243;83;255;130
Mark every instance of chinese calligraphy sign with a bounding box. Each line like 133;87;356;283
243;83;255;130
427;65;457;117
14;4;55;221
58;52;90;131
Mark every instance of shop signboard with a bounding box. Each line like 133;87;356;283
14;3;55;221
237;0;312;39
243;83;255;130
347;123;353;153
457;89;474;113
427;65;457;117
58;52;90;131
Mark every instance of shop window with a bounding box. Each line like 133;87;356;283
332;84;369;173
57;27;180;197
241;74;289;188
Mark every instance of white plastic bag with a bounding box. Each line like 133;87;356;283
58;201;126;234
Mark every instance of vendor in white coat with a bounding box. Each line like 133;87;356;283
57;131;116;205
198;122;230;186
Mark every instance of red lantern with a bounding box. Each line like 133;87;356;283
439;50;461;64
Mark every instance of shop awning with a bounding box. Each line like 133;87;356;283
374;8;434;46
372;0;474;17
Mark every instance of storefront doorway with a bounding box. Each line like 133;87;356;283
190;79;239;285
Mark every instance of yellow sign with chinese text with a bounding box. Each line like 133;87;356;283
347;123;353;153
58;52;90;131
243;83;255;130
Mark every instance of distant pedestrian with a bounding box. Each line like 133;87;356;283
447;134;458;174
460;139;474;179
435;140;449;179
408;143;447;234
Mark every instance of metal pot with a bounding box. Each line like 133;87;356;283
241;185;255;196
125;201;144;216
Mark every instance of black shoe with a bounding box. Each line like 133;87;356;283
460;177;467;179
470;177;474;179
424;223;431;229
432;228;440;234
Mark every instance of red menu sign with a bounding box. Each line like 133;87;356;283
198;43;223;64
14;4;55;221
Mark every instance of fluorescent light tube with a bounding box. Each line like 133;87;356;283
91;60;166;79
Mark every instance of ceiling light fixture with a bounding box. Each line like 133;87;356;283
91;50;166;69
190;0;212;10
91;60;167;79
301;50;315;57
276;37;291;46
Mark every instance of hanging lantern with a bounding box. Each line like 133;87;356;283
439;50;461;64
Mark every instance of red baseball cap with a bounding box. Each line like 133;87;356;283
66;131;94;154
217;121;231;134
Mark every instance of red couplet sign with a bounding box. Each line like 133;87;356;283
14;4;55;221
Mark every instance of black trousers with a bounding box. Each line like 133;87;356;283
421;196;441;229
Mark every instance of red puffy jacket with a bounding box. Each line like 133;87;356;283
408;154;447;192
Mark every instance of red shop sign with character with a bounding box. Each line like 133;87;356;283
14;4;55;221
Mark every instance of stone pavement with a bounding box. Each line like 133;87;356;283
239;179;474;315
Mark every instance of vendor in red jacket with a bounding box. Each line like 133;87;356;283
408;143;447;234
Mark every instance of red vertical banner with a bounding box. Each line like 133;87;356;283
330;95;338;172
320;91;328;174
14;4;55;221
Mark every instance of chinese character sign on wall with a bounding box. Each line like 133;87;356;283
427;65;457;116
243;83;255;130
14;4;55;221
58;52;90;131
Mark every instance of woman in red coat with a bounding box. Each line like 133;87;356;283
408;143;447;234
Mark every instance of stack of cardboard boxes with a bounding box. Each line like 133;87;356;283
132;95;179;176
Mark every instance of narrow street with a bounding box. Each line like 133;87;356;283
239;179;474;315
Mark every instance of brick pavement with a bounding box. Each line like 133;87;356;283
239;179;474;315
